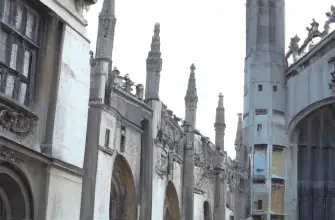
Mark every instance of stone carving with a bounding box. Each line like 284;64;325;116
323;5;335;36
194;168;205;194
306;19;321;40
89;50;94;59
329;70;335;92
306;18;321;37
123;74;134;93
194;152;205;167
0;104;34;134
0;145;24;163
75;0;95;15
155;148;168;178
135;84;144;100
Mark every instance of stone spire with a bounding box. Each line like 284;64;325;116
234;113;242;161
214;93;225;151
145;23;162;101
184;64;198;128
95;0;117;60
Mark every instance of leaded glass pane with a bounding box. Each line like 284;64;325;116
9;43;18;70
19;82;27;104
0;31;8;63
15;5;23;31
5;75;15;97
23;51;30;77
2;0;11;24
26;11;35;40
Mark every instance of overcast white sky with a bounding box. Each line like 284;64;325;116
86;0;335;158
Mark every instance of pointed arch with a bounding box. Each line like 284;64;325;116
0;162;34;220
287;97;335;141
109;154;137;220
293;103;335;220
164;181;181;220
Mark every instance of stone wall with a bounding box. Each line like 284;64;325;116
52;24;90;168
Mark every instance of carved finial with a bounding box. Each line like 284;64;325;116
190;63;196;72
215;93;225;126
185;64;197;101
149;23;161;54
135;84;144;100
234;113;243;150
154;22;160;36
101;0;115;16
323;5;335;37
112;66;120;75
217;93;224;109
326;5;335;22
123;74;134;93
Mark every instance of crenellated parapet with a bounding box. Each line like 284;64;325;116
286;5;335;65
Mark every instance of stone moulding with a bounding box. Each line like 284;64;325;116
0;145;25;163
0;103;35;134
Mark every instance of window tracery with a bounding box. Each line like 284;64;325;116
0;0;40;106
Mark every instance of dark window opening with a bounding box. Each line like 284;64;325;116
105;129;110;147
255;109;267;115
257;200;263;210
120;125;126;152
257;124;262;131
253;178;266;184
258;84;263;91
273;85;277;92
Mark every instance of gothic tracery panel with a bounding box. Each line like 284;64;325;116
297;104;335;220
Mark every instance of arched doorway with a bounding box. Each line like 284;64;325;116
295;104;335;220
164;181;181;220
0;164;33;220
109;155;137;220
204;201;211;220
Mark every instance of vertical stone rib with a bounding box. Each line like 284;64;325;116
181;125;195;220
140;119;153;220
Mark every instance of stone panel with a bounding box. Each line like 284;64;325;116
152;174;165;220
173;161;182;203
52;25;90;168
45;167;83;220
98;111;116;149
286;46;335;126
93;150;114;220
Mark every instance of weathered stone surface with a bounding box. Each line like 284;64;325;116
52;25;90;169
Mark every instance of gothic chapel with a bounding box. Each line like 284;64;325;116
0;0;239;219
81;0;238;220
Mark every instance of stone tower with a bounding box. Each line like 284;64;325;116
214;93;225;151
182;64;198;220
213;93;226;220
89;0;116;103
235;113;242;162
145;23;162;101
95;0;116;60
244;0;287;220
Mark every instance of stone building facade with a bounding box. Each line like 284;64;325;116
0;0;95;219
80;0;239;220
240;1;335;220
